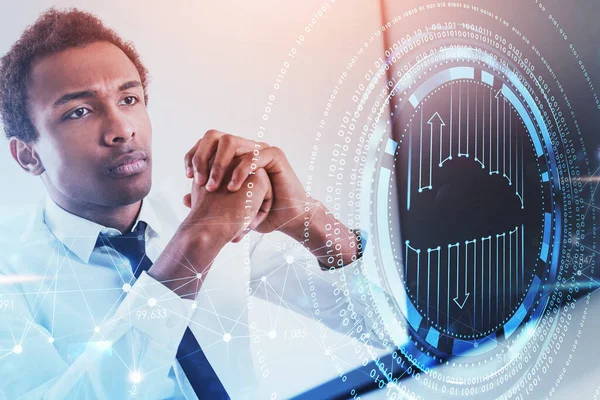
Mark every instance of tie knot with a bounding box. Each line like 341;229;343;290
94;221;151;278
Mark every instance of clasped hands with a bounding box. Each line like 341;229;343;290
181;129;311;248
149;130;361;297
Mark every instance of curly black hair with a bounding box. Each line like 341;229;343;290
0;8;149;143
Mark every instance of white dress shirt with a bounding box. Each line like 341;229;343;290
0;191;384;400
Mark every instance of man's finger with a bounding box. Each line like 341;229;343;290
229;168;271;242
234;169;273;241
183;193;192;208
206;134;237;192
184;142;200;179
192;130;223;185
227;147;285;192
207;136;260;192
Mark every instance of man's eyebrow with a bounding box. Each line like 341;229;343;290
118;81;142;91
53;90;98;108
52;81;142;108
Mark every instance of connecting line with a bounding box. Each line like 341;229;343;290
489;90;493;176
458;83;462;156
484;235;492;326
427;249;431;319
407;120;412;211
405;241;420;301
29;249;98;343
466;85;469;157
419;106;424;192
495;233;500;318
51;276;58;336
503;98;506;179
272;261;292;329
97;236;130;285
509;104;513;185
20;241;69;343
481;236;486;328
475;85;480;166
262;279;328;351
465;239;476;325
95;291;127;329
496;89;500;173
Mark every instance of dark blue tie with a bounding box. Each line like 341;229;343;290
95;221;230;399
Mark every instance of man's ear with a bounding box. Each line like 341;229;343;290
9;137;45;176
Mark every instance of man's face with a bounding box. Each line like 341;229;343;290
26;41;152;207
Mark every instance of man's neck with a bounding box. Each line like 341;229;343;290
48;192;142;234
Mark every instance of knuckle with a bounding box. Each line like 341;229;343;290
270;146;283;155
191;155;203;169
205;129;221;138
255;168;268;183
220;133;234;146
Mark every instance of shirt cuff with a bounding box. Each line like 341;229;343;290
101;271;196;354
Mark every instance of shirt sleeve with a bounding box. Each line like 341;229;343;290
248;231;393;350
0;269;194;400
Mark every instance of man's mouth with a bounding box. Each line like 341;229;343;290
107;150;148;178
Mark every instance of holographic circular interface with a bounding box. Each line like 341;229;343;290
252;0;599;398
397;74;548;341
367;42;568;367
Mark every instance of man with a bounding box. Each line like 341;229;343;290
0;8;383;400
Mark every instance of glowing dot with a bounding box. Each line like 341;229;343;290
285;255;294;264
129;371;142;383
13;344;22;354
191;302;198;309
94;326;100;333
48;337;54;344
526;326;536;337
269;331;277;339
261;276;267;282
122;283;131;293
223;333;232;343
148;298;156;307
196;273;203;280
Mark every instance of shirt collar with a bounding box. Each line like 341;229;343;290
43;195;163;264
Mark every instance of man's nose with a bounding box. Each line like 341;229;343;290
102;107;135;145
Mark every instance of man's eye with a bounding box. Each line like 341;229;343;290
65;107;90;120
120;96;138;105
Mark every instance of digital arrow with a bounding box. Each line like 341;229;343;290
453;242;470;309
427;112;446;167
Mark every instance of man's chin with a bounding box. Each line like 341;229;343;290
104;176;152;206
